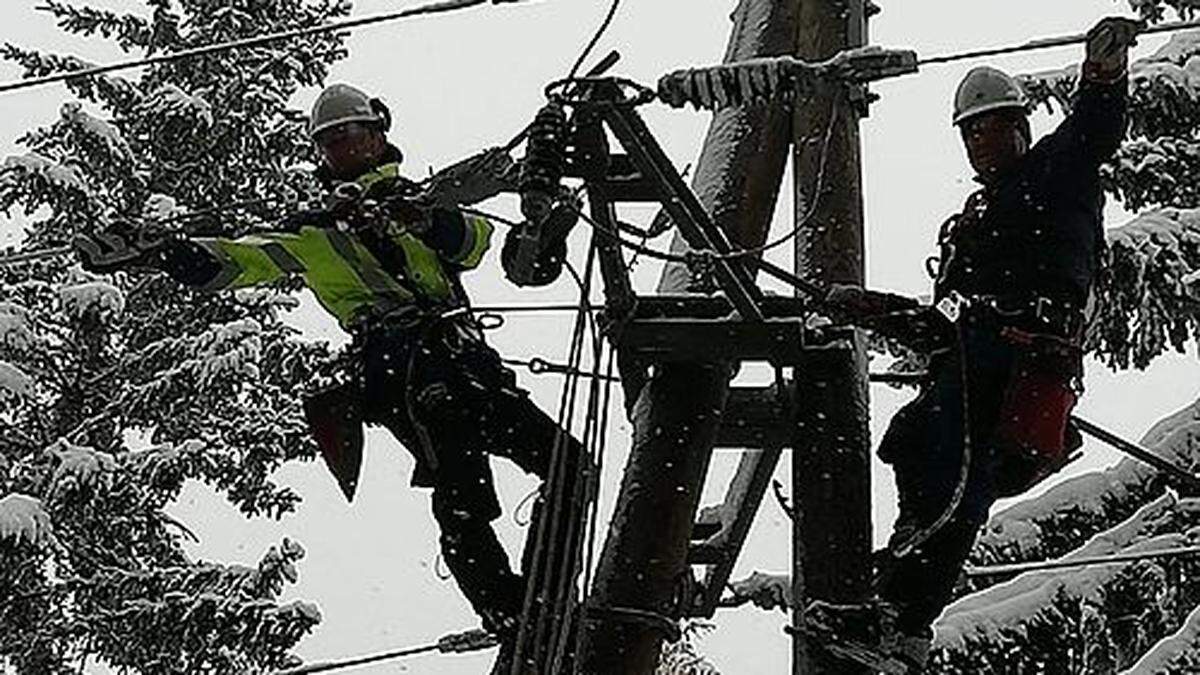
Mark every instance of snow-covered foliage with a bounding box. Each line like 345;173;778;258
0;493;55;548
1130;0;1200;22
1124;602;1200;674
0;360;34;400
1090;208;1200;368
0;302;36;352
656;622;723;675
931;531;1200;672
58;277;125;319
0;0;350;671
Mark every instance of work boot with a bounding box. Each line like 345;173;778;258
796;599;931;674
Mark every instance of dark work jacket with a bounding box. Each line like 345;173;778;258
934;78;1128;307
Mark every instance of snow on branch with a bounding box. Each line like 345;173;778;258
656;622;723;675
38;0;154;52
0;44;141;109
963;491;1200;600
0;492;55;548
933;532;1200;672
0;359;34;401
1122;600;1200;673
58;277;125;320
58;102;134;169
1108;136;1200;210
1018;31;1200;141
1090;208;1200;369
47;439;117;503
73;538;320;671
1129;0;1200;22
138;83;213;138
0;301;36;353
2;152;89;197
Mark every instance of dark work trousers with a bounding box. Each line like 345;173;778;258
354;315;584;631
877;312;1016;637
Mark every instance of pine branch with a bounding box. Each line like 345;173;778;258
1090;208;1200;369
933;532;1200;672
36;1;154;52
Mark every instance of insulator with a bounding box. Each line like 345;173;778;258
657;57;803;111
519;101;567;223
512;101;568;286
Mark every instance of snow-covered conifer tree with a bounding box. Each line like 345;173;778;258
0;1;352;671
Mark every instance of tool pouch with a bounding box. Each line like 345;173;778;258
303;382;365;503
990;328;1084;498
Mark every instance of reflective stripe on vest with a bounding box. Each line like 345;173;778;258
199;227;414;328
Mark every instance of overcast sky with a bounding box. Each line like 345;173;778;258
3;1;1200;673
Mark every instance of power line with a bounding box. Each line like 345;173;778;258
565;0;622;81
273;628;497;675
918;17;1200;66
0;0;533;95
964;545;1200;578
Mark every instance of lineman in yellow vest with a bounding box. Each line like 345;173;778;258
76;83;581;657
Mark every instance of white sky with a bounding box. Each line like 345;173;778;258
3;1;1200;673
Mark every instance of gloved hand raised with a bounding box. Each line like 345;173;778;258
1084;16;1144;82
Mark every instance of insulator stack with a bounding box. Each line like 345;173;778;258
657;57;809;111
519;101;568;223
512;101;568;286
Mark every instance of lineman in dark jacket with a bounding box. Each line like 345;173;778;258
810;17;1140;671
75;84;581;658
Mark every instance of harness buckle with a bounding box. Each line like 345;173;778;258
1032;296;1052;324
935;291;966;323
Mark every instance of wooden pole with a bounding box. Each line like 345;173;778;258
791;1;873;673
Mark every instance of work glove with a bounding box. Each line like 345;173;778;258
72;222;171;275
823;283;921;322
1084;16;1144;83
823;284;953;352
280;207;336;231
860;306;956;354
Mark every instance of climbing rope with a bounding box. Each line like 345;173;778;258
888;314;973;560
0;0;535;95
273;627;497;675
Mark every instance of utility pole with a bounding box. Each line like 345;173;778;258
791;0;874;673
578;0;798;672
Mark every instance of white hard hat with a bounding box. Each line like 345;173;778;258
308;83;388;138
952;66;1028;126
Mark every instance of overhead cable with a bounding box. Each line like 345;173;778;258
273;628;496;675
919;17;1200;66
0;0;534;95
964;545;1200;578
